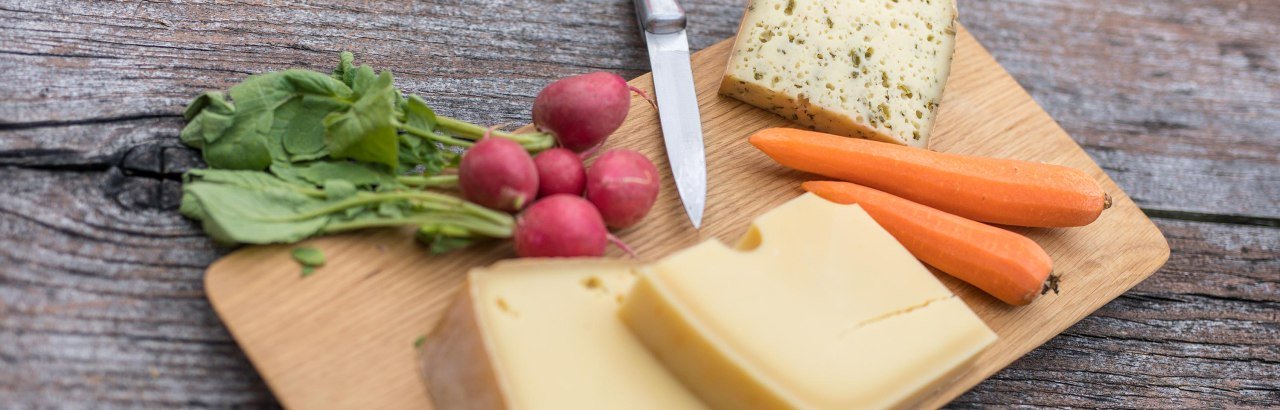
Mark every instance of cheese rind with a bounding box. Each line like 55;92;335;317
620;193;996;409
720;0;958;147
421;260;706;410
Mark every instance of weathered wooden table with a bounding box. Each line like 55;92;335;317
0;0;1275;407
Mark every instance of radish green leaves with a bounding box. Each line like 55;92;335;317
323;67;400;169
178;52;546;250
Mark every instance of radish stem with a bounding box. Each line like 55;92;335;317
435;115;555;151
403;124;475;148
270;190;512;226
397;174;459;188
577;144;601;160
322;213;514;238
607;234;638;258
628;85;658;110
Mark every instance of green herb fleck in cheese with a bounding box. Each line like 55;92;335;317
720;0;959;148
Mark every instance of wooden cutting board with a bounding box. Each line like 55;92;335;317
205;27;1170;409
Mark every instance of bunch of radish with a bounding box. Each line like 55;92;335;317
457;72;660;258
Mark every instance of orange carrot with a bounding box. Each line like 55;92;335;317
751;128;1110;228
804;180;1053;305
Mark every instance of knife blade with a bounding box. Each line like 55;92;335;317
635;0;707;229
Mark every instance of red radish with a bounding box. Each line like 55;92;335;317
533;148;587;198
585;150;660;229
533;72;643;152
458;137;539;212
514;195;608;257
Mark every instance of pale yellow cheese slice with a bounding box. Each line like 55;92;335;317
421;259;706;410
720;0;959;147
620;193;996;409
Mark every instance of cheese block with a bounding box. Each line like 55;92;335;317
619;193;996;409
719;0;959;147
420;259;706;410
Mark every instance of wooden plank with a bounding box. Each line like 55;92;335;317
956;218;1280;408
203;29;1170;409
959;0;1280;219
1;0;1275;219
0;168;272;407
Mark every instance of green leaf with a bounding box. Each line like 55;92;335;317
183;55;453;175
231;69;350;113
177;52;518;248
291;246;326;267
395;95;450;174
180;169;337;244
202;130;274;171
323;179;357;200
333;51;356;87
178;190;208;221
224;70;355;167
180;92;236;149
183;91;235;121
376;200;406;218
228;72;297;114
187;168;323;194
271;161;398;190
341;203;371;219
287;151;331;163
415;225;480;254
393;89;407;117
428;236;478;253
283;70;352;98
180;168;514;246
181;181;331;245
184;92;215;121
417;230;481;253
324;70;400;169
445;150;464;168
396;135;449;175
351;65;379;93
403;94;437;131
276;95;343;157
274;72;353;160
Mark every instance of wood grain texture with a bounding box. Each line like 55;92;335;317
0;0;1275;408
204;29;1170;409
960;0;1280;221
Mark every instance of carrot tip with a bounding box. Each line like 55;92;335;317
1040;273;1061;295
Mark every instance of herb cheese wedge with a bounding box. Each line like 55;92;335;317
720;0;959;147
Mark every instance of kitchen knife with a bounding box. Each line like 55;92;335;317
634;0;707;229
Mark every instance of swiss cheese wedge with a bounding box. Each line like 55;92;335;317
720;0;959;147
421;260;706;410
620;193;996;409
